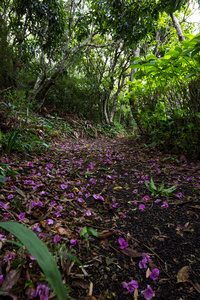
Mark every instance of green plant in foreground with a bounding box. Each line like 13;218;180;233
50;242;82;267
0;222;67;300
144;177;177;198
80;226;100;241
0;163;19;186
4;128;20;152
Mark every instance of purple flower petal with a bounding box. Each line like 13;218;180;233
118;238;128;249
70;239;77;245
149;268;160;280
85;210;91;216
176;192;183;198
141;285;155;300
142;195;149;201
161;201;168;208
53;234;61;243
47;219;54;225
31;284;49;300
18;212;26;220
122;280;138;293
139;204;146;210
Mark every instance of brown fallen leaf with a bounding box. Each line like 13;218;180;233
105;257;116;266
177;266;190;283
54;222;73;237
1;269;22;291
121;248;143;258
72;278;90;289
96;230;118;240
56;226;73;237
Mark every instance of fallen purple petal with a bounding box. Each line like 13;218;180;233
141;285;155;300
149;268;160;280
118;237;128;249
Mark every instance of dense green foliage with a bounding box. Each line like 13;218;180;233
127;32;200;154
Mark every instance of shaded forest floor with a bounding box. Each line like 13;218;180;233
0;136;200;299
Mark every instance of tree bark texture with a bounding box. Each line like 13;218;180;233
170;13;185;42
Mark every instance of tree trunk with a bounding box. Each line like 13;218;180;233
103;98;110;124
170;13;185;42
109;74;126;124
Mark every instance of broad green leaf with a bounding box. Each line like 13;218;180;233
130;64;143;69
87;227;99;237
131;57;142;63
0;222;67;300
80;226;87;237
181;49;192;57
174;46;182;54
191;48;200;58
146;54;158;60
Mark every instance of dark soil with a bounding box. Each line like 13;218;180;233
0;137;200;299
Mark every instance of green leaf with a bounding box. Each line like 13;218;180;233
84;232;89;241
150;178;157;191
144;179;150;189
130;64;143;69
80;226;87;237
191;48;200;58
146;54;158;60
186;73;196;79
0;222;67;300
131;57;142;63
87;227;99;237
0;175;6;185
7;240;24;248
164;185;177;194
174;46;182;54
158;182;165;192
0;292;7;295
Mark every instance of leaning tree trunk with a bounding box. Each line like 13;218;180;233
30;33;95;110
170;13;185;42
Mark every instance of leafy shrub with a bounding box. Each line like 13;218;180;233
128;33;200;155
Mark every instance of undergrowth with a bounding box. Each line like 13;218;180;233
0;93;129;154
